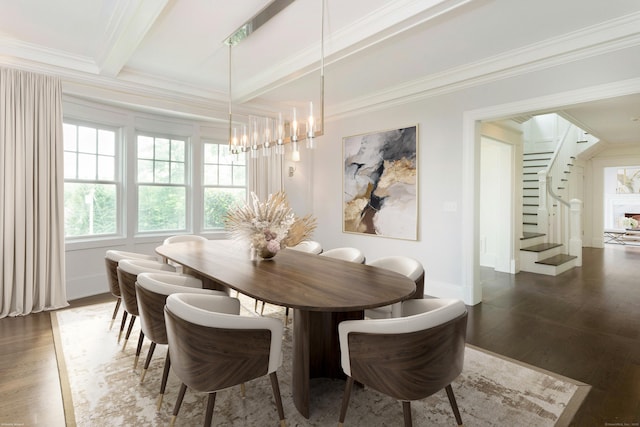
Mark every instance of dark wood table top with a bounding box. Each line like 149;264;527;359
156;240;416;312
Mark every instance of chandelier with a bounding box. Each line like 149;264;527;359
224;0;325;160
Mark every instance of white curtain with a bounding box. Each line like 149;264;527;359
0;68;68;317
248;148;285;201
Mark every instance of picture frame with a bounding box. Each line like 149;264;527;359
343;125;418;240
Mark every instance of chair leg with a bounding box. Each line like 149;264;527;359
402;401;413;427
118;311;128;341
445;384;463;426
170;383;188;427
260;301;265;315
338;376;354;427
111;298;121;320
204;393;217;427
284;307;289;326
134;331;145;369
269;372;286;427
140;342;156;383
122;315;136;350
157;352;171;410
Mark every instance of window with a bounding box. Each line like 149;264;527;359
136;134;187;232
63;123;118;238
202;142;246;229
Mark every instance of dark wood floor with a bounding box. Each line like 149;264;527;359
0;245;638;426
467;245;640;426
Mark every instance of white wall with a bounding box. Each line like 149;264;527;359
64;43;640;303
286;44;640;305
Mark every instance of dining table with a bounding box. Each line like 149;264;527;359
155;239;417;418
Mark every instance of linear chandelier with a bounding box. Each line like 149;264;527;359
224;0;325;160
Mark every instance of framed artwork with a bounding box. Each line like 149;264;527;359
343;125;418;240
616;168;640;193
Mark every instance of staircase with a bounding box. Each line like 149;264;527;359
519;232;577;275
519;114;587;276
522;151;553;233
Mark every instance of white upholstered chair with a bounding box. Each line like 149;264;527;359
117;258;178;367
163;234;208;245
162;234;208;270
319;247;365;264
365;256;425;319
105;250;159;336
338;298;467;427
135;272;226;408
288;240;323;254
164;293;287;427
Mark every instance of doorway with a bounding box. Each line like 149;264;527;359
480;136;515;273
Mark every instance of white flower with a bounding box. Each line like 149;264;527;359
622;217;639;229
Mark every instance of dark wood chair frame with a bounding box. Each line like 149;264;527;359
116;267;146;368
105;257;128;337
134;283;173;408
164;308;286;427
338;312;468;427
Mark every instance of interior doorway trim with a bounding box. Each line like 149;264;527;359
461;76;640;306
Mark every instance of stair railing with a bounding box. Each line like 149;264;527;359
537;124;583;266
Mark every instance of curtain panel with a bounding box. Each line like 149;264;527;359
249;149;285;201
0;68;68;317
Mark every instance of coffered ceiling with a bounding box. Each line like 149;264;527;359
1;0;639;144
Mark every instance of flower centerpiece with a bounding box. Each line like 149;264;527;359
225;191;317;259
622;216;639;230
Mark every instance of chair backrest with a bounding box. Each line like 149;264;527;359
339;298;467;401
288;240;323;254
368;256;424;298
319;247;365;263
163;234;208;245
164;293;283;393
116;259;178;316
104;250;158;297
135;272;225;345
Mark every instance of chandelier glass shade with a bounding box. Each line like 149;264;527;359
225;0;324;159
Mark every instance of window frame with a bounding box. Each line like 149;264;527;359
134;131;191;236
63;120;122;241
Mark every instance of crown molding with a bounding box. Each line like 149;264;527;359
234;0;473;103
0;38;98;74
95;0;170;77
328;11;640;120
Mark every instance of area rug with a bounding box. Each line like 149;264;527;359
51;298;589;426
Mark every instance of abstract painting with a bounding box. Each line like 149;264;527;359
343;125;417;240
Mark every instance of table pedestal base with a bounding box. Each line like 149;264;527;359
291;309;363;418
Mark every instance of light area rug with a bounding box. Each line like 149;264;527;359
51;298;590;426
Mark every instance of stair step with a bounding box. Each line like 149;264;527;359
536;254;577;266
521;242;563;252
524;151;554;155
521;232;545;240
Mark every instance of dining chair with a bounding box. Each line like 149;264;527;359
164;293;287;427
105;250;159;336
338;298;467;427
162;234;208;270
288;240;323;254
319;247;365;263
117;258;178;368
135;272;227;409
163;234;208;245
365;256;424;319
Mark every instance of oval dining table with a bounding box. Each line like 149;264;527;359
156;239;417;418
